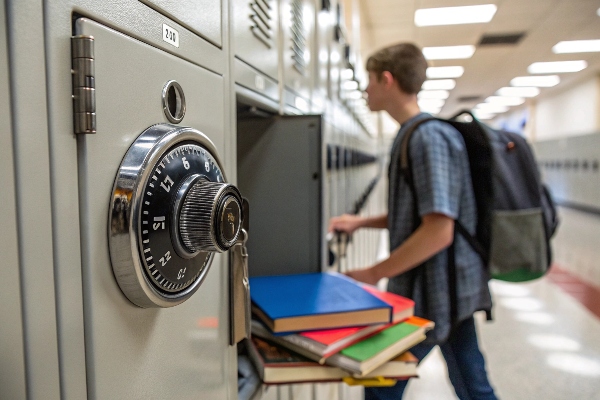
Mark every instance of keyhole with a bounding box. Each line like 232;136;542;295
162;80;186;123
167;85;178;117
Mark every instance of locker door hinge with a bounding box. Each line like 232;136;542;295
71;35;96;134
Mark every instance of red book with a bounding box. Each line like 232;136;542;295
252;285;414;362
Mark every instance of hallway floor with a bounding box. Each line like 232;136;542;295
404;270;600;400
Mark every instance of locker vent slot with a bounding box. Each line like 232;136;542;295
290;0;307;75
250;0;274;49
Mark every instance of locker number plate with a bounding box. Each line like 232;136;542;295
162;24;180;48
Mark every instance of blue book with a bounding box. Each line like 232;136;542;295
249;272;393;334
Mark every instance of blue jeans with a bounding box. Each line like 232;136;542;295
365;316;497;400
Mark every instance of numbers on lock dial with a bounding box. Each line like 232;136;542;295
139;142;223;293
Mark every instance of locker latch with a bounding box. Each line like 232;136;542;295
229;228;251;345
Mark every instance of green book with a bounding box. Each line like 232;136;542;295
327;316;434;376
341;322;420;360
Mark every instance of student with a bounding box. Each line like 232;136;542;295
328;43;497;400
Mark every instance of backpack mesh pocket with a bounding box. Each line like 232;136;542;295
489;208;548;282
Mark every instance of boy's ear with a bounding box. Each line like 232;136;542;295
381;71;395;89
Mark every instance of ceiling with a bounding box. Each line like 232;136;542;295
354;0;600;122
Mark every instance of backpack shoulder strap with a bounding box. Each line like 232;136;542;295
399;117;437;186
455;220;487;261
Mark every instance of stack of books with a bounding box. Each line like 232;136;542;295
247;272;434;385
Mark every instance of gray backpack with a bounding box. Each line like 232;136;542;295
401;111;559;282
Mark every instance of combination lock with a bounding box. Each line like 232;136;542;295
109;124;243;308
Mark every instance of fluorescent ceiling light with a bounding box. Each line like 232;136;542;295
420;106;442;115
485;96;525;106
418;90;450;100
319;49;328;63
473;111;495;120
553;39;600;53
528;60;587;74
341;68;354;80
318;9;334;26
330;53;340;65
415;4;497;26
346;90;364;100
510;75;560;87
426;66;464;79
496;87;540;97
418;98;445;109
294;96;308;111
342;81;359;90
422;79;456;90
475;103;509;113
422;45;475;60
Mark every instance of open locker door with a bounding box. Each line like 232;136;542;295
237;114;325;277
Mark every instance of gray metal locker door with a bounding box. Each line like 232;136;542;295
232;0;279;81
280;0;315;112
237;115;325;277
74;18;235;399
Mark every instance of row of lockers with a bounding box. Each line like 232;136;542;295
1;1;384;399
327;144;379;169
534;132;600;212
231;0;372;127
99;0;371;126
538;159;600;172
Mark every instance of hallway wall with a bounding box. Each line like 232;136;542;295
534;74;600;140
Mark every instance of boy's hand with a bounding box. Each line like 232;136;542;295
344;267;380;286
328;214;363;235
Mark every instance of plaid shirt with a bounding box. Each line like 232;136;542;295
387;113;492;344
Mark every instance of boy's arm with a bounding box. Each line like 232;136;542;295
328;213;388;234
345;213;454;285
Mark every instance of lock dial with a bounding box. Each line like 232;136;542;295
109;124;243;308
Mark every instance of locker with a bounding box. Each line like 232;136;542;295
311;1;335;113
41;0;238;396
72;17;238;398
232;0;280;102
280;0;315;113
3;1;385;399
